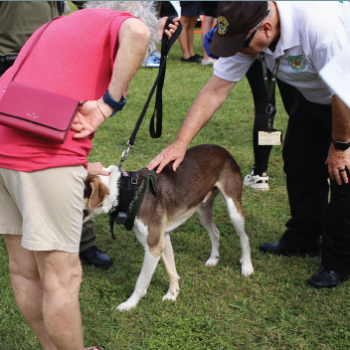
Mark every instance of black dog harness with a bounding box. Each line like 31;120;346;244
109;170;158;238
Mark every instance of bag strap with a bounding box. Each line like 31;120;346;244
10;17;61;83
128;16;183;146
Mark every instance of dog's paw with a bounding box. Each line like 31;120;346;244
162;288;179;301
240;259;254;277
205;257;219;266
116;301;136;311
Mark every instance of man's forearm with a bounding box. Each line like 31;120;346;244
332;95;350;142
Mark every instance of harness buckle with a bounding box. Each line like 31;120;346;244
131;178;138;185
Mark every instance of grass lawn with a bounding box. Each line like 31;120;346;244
1;22;350;350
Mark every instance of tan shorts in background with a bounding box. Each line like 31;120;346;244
0;165;87;253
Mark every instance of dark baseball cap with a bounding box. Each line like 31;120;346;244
210;1;268;58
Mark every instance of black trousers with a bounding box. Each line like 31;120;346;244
246;59;299;174
278;83;350;271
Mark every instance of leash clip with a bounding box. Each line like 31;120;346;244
118;140;134;169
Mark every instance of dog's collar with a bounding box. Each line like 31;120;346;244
109;170;158;237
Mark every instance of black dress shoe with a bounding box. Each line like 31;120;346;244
308;266;350;288
181;56;201;63
80;246;113;269
193;53;203;59
259;238;321;257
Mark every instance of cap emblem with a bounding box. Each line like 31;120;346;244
217;16;229;35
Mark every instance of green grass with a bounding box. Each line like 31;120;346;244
1;32;350;350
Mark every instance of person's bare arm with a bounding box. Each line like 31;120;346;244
147;75;236;173
326;95;350;184
72;18;150;138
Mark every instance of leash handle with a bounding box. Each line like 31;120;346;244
129;16;183;146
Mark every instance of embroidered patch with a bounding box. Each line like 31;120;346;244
287;55;306;72
217;16;229;35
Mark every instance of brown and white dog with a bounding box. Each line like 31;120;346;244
83;144;254;311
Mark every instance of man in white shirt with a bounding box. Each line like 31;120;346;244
148;1;350;288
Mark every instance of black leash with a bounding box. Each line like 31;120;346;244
118;16;183;169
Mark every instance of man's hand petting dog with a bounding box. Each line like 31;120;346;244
147;140;187;173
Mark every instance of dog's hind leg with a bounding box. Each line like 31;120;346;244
221;193;254;277
116;220;162;311
161;233;180;301
197;189;221;267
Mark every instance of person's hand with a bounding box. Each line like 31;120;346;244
87;162;110;176
147;140;187;173
71;99;112;139
157;16;180;40
326;143;350;185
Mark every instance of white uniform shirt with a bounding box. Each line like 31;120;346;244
214;1;350;105
319;43;350;109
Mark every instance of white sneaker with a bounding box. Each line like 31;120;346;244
243;169;269;191
201;58;214;66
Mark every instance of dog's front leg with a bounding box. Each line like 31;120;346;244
116;249;160;311
161;233;180;301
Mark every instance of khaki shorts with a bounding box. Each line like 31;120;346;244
0;166;87;253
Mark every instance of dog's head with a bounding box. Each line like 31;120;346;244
83;165;121;222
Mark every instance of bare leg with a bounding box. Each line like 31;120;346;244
201;16;214;60
35;250;84;350
161;233;180;301
187;16;198;57
3;234;57;350
179;16;191;59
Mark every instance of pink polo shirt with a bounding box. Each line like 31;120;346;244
0;9;136;172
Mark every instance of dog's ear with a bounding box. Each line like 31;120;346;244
85;176;110;210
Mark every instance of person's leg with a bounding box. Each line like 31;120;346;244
179;2;201;62
260;85;331;255
201;1;218;63
1;165;89;349
245;59;274;174
281;87;331;249
80;219;96;252
179;15;191;59
79;219;113;268
35;250;84;350
321;172;350;271
3;234;57;350
201;16;214;61
187;16;199;57
307;171;350;287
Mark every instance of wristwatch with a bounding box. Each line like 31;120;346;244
332;140;350;151
102;90;126;117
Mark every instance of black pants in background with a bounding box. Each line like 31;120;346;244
278;83;350;271
246;59;299;174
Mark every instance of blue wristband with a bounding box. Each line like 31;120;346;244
102;90;126;117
